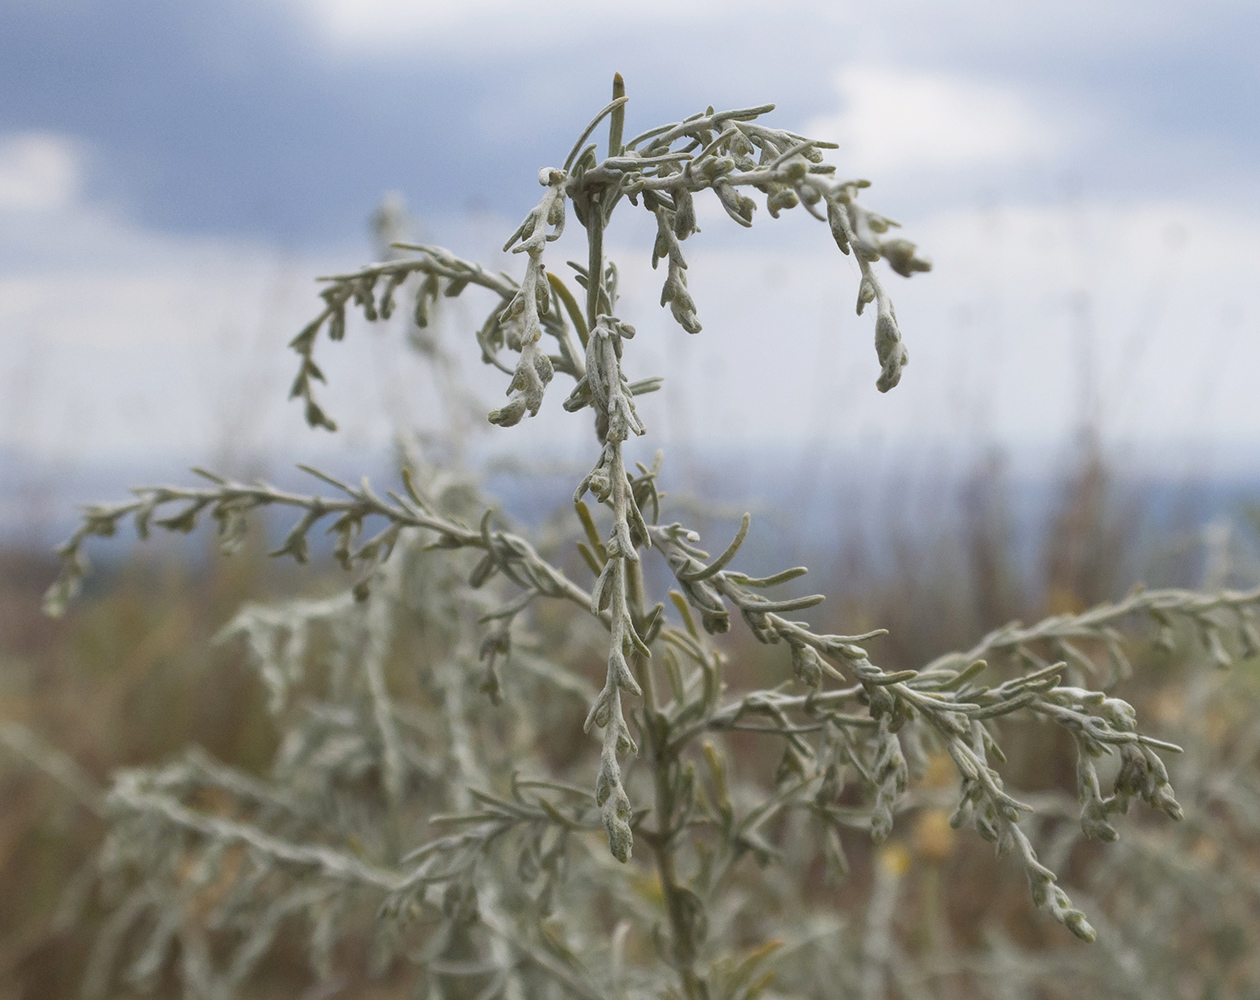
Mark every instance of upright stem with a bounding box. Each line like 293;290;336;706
588;70;701;996
609;73;626;158
637;652;704;1000
655;786;704;996
585;73;624;332
586;201;604;332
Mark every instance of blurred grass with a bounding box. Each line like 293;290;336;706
1;437;1258;998
0;535;288;996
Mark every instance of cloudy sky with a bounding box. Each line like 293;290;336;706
2;0;1258;487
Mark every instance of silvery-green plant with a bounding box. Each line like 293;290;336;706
42;77;1260;999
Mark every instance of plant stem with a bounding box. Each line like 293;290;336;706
582;74;625;333
609;73;626;158
636;644;704;1000
600;72;700;987
586;194;604;332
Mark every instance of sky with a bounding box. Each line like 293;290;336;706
1;0;1259;498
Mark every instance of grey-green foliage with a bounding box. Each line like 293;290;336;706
41;78;1260;998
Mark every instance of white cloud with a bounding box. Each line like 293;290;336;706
807;67;1067;175
593;195;1260;470
0;132;83;213
0;194;525;464
1;117;1256;481
284;0;1252;58
286;0;749;51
